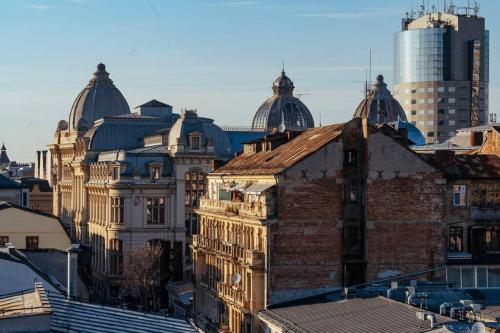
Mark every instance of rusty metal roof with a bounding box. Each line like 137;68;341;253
258;296;453;333
214;123;344;175
421;154;500;178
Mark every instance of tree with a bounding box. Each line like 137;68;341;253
121;243;163;312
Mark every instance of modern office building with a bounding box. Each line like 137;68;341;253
393;6;489;144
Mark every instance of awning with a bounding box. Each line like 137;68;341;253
243;183;275;194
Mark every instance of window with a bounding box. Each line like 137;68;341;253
418;110;425;115
411;110;416;115
26;236;39;249
438;120;445;126
428;132;434;137
486;230;500;251
418;99;426;104
147;198;165;224
427;109;434;115
411;89;417;93
448;98;456;104
427;87;434;93
453;185;467;207
418;88;425;93
448;87;456;92
436;98;445;104
438;109;445;115
185;170;206;207
438;87;445;92
418;121;425;126
191;136;200;150
427;98;434;104
411;99;417;105
112;166;120;180
110;239;123;275
111;197;125;224
449;227;463;252
427;121;434;126
22;192;27;207
151;166;161;180
449;120;455;126
0;236;9;246
449;109;456;114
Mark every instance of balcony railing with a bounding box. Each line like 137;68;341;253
216;282;248;308
193;235;264;268
199;198;274;219
470;206;500;220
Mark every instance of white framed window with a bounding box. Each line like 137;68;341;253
449;109;456;114
449;98;456;104
147;197;166;224
438;87;445;92
111;197;125;224
190;136;201;150
449;120;456;126
427;98;434;103
112;166;120;180
428;109;434;115
418;99;426;104
418;87;425;93
419;110;425;115
151;166;161;180
453;185;467;207
427;121;434;126
427;87;434;93
448;87;456;92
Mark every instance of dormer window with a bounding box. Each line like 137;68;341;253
191;136;200;150
112;166;120;180
151;166;161;180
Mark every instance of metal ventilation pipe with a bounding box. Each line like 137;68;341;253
426;313;437;329
440;302;453;316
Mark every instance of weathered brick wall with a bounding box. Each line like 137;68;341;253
366;132;447;281
270;142;344;292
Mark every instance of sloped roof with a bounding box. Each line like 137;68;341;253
47;291;195;332
258;296;452;333
18;177;52;192
135;99;172;108
420;154;500;178
0;174;22;189
215;123;344;176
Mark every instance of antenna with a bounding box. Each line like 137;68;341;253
282;60;285;72
369;49;372;88
319;111;322;127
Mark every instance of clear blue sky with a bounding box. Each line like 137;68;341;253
1;0;499;161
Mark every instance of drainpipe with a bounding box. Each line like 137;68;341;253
66;244;80;299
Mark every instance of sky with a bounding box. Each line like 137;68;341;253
0;0;499;161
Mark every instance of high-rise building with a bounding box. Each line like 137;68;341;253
393;4;489;144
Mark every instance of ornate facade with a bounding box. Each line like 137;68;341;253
48;64;231;302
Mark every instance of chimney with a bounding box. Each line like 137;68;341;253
435;150;456;167
470;131;484;146
66;244;80;299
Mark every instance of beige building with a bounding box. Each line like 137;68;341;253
394;9;489;143
0;201;71;250
48;63;231;303
193;117;450;333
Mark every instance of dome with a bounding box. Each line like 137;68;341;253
252;70;314;131
353;74;407;125
68;63;130;130
387;119;426;146
168;110;232;157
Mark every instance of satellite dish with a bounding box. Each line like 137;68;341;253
231;273;241;285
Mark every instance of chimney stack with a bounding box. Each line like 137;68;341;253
66;244;80;299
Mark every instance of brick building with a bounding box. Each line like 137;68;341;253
192;117;451;333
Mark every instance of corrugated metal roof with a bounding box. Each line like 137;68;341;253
215;123;344;176
421;154;500;178
258;296;453;333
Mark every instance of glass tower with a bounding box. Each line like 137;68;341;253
393;11;489;144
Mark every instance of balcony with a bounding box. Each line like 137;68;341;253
193;236;264;267
471;206;500;220
216;282;248;309
199;198;275;219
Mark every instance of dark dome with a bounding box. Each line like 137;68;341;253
69;63;130;130
353;74;407;125
252;70;314;131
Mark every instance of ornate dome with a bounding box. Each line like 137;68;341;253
252;70;314;131
68;63;130;130
353;74;407;125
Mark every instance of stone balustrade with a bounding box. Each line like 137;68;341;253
199;198;272;219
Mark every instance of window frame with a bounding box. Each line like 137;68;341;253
147;197;166;224
26;236;39;249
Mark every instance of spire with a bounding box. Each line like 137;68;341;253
1;142;5;151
